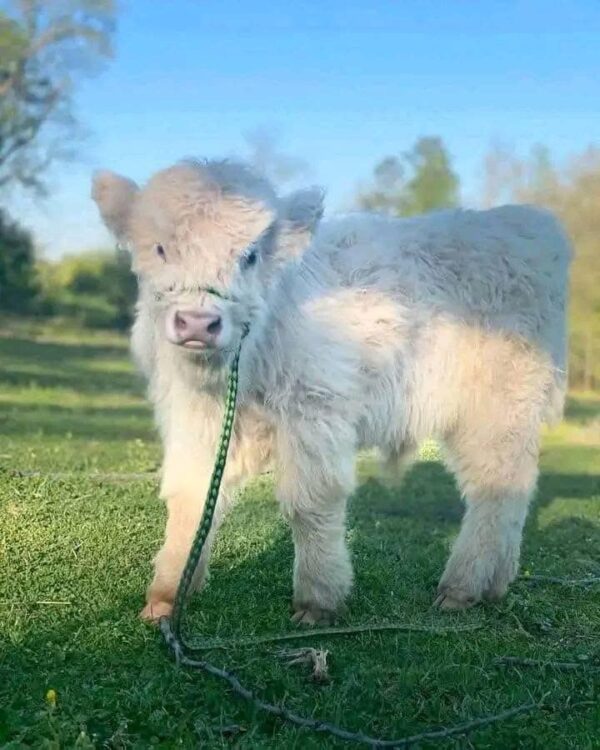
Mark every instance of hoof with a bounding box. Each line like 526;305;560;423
140;600;173;623
291;605;335;627
433;587;478;610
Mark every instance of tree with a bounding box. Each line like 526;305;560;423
100;246;137;329
0;208;38;311
358;155;405;214
37;248;137;329
481;144;600;390
242;127;310;188
0;0;115;193
482;143;559;208
358;136;459;216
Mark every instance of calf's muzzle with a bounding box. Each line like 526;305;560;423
166;308;223;349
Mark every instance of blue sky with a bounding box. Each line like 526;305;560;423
9;0;600;257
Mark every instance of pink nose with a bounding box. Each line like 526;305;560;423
167;309;222;348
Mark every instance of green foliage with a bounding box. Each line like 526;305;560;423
0;233;135;330
0;324;598;747
358;136;459;216
482;144;600;390
0;208;38;311
36;248;137;330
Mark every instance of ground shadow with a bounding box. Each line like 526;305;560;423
564;394;600;424
355;460;600;520
0;401;154;441
0;336;127;361
0;337;142;396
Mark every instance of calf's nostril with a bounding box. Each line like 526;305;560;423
174;312;188;331
206;316;222;335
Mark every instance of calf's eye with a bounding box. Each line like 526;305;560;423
155;244;166;261
243;249;257;268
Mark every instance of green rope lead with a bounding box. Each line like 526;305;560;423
161;338;243;649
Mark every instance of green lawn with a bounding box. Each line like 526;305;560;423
1;320;599;749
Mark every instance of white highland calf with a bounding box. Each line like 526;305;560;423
92;160;571;624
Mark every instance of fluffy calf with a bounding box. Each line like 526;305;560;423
92;160;571;624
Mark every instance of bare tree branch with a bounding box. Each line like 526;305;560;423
0;0;115;193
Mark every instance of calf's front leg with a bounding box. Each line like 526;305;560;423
277;421;356;625
141;399;273;623
141;449;232;623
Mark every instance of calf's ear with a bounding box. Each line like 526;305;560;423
91;170;139;240
277;186;324;259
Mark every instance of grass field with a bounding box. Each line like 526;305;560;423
1;320;599;749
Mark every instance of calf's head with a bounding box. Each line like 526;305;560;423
92;160;323;356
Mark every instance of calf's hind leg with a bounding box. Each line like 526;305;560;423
434;422;540;610
379;441;418;489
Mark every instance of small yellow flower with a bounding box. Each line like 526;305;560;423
46;689;57;707
523;569;531;577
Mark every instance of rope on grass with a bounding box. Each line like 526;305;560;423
161;618;544;748
180;621;484;652
496;656;600;673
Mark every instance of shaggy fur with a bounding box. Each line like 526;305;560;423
92;159;571;624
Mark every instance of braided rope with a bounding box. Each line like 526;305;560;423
200;285;231;301
165;340;242;643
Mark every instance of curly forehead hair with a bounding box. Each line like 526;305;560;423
140;159;277;216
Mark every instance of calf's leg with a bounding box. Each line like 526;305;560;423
435;424;539;610
141;403;273;623
277;422;356;625
140;445;234;622
379;441;418;489
141;489;232;622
